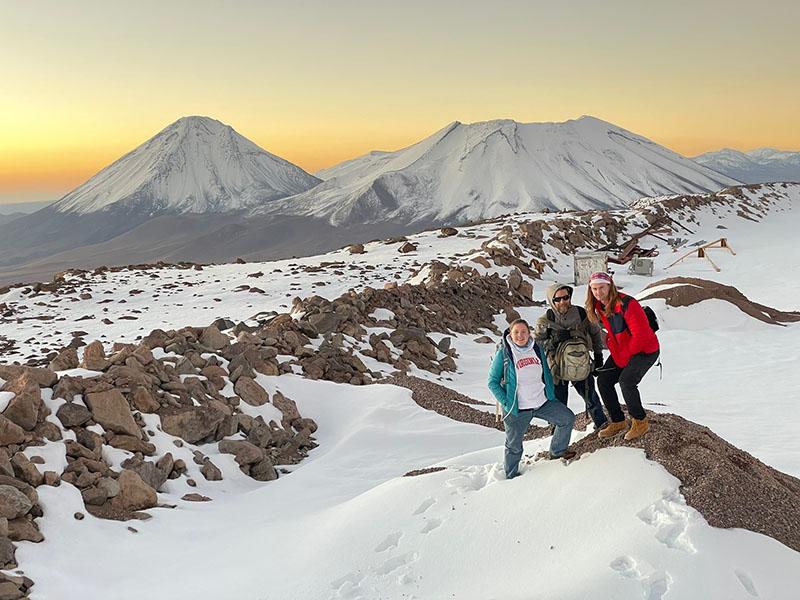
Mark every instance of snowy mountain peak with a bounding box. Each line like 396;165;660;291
277;115;740;226
53;116;321;215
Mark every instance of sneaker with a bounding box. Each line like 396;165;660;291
598;420;629;439
624;418;650;441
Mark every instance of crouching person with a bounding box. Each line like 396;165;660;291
488;318;576;479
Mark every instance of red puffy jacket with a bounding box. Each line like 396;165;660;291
594;293;659;367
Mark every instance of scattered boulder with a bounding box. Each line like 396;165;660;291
110;470;157;512
55;403;92;428
49;348;79;371
81;340;109;371
0;487;32;520
2;375;45;431
398;242;417;253
159;406;226;444
233;377;269;407
218;440;264;466
84;390;141;437
200;326;229;351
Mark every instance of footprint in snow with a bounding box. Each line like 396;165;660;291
375;552;420;576
374;531;403;553
329;572;366;599
420;518;442;534
637;490;696;554
642;570;672;600
734;569;759;597
412;498;436;515
609;555;640;579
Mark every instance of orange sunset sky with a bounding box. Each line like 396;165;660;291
1;0;798;205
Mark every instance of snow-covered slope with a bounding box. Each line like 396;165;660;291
694;147;800;184
260;116;740;226
23;382;800;599
53;116;321;215
3;183;800;599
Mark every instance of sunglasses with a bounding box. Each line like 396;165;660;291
553;295;571;303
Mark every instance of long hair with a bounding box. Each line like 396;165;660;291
585;281;622;323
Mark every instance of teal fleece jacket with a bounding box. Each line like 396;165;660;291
487;331;556;416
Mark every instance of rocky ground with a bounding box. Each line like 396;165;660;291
0;184;797;597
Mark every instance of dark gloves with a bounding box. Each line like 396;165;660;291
594;353;604;371
553;329;571;344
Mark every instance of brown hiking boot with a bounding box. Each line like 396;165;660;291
624;418;650;441
598;420;629;439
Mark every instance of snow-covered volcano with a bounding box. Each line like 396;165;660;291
258;116;740;226
53;116;321;215
693;147;800;184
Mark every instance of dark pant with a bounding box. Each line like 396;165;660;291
596;351;659;422
553;376;607;429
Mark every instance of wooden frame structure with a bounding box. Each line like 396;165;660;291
665;238;736;272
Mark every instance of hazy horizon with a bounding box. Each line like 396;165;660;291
2;0;798;205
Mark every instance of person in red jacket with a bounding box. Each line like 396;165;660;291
584;272;660;440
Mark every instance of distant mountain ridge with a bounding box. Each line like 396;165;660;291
693;148;800;184
257;116;740;226
0;114;742;279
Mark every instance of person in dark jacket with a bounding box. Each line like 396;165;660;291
534;283;608;431
488;318;576;479
585;272;660;441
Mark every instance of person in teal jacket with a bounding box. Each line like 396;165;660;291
488;318;576;478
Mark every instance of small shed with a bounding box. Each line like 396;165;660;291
573;252;608;285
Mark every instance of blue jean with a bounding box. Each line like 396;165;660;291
554;375;608;429
503;401;576;478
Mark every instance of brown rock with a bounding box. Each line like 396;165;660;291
156;453;174;476
0;581;23;600
84;389;141;437
120;458;167;492
200;460;222;481
0;537;16;569
398;241;417;253
110;469;157;512
81;486;108;506
218;440;264;466
0;366;57;388
347;243;365;254
182;493;212;502
0;417;25;447
234;376;269;406
8;516;44;544
2;375;45;431
49;347;79;371
56;402;92;428
51;375;86;402
250;458;278;482
132;345;154;365
10;454;42;488
107;434;156;455
0;453;11;479
43;471;60;486
200;326;229;351
272;391;302;428
159;406;226;444
0;487;32;520
81;340;109;371
130;386;160;413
